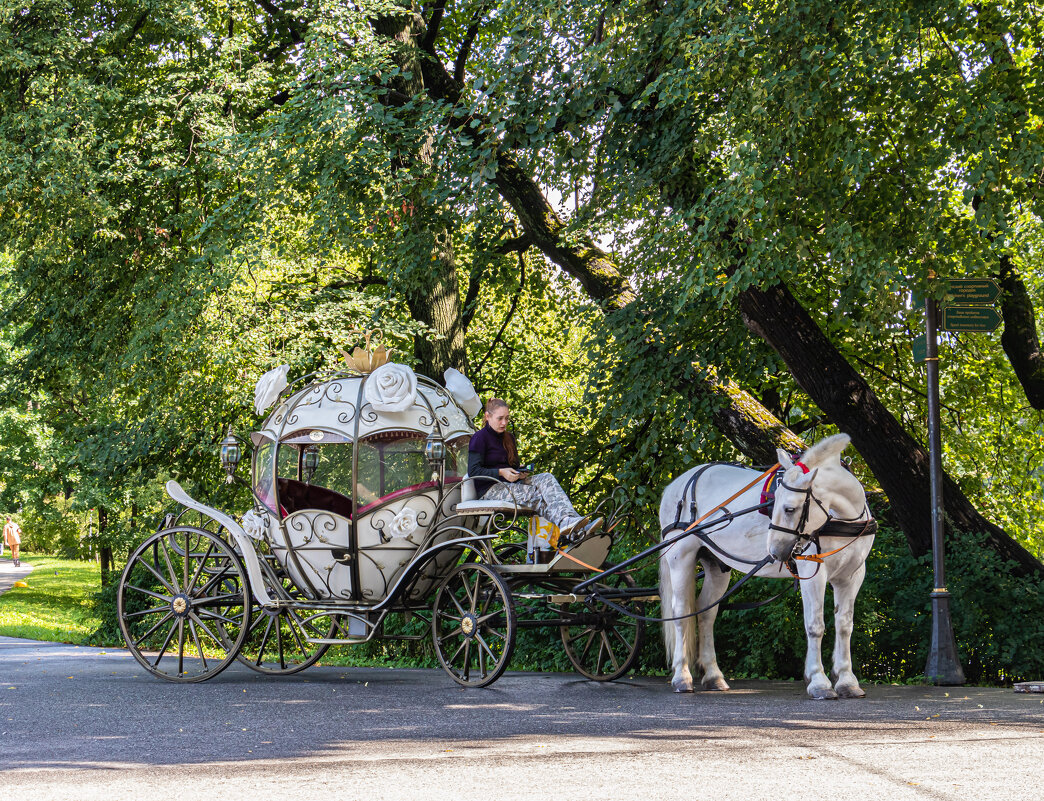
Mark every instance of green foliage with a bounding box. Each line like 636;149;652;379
2;0;1044;687
0;554;103;643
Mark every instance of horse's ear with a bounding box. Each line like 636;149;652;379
794;467;818;488
776;448;794;469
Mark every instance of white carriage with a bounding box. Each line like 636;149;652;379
117;357;645;686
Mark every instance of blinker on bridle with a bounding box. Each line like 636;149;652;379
767;460;834;555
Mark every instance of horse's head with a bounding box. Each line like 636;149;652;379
767;434;866;564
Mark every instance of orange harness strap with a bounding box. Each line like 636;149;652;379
555;463;782;575
683;463;781;533
792;519;875;564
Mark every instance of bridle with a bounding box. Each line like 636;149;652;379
767;461;877;576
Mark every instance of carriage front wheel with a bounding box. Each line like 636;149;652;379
560;569;646;681
117;527;251;682
432;562;516;687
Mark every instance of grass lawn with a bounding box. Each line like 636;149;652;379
0;554;105;644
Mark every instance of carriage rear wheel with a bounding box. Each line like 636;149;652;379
432;562;516;687
560;569;646;681
236;558;337;675
117;527;250;683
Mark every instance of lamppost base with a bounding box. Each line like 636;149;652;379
924;590;965;685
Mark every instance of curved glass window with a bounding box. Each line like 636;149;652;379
356;431;431;510
273;441;355;519
253;439;277;514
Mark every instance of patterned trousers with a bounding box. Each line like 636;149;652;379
481;472;582;529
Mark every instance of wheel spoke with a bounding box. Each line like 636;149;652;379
462;574;477;613
194;562;235;597
275;619;287;670
578;629;597;665
134;611;175;648
195;608;241;627
125;584;173;604
602;632;620;672
188;619;209;670
123;604;171;620
446;635;467;664
183;533;190;592
158;538;181;593
611;626;635;651
177;619;186;675
254;615;275;666
186;542;216;594
188;611;226;646
448;589;467;618
135;558;177;596
474;632;498;669
152;618;180;668
285;613;310;658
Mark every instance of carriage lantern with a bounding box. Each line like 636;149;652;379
219;428;242;480
302;444;320;483
424;432;445;463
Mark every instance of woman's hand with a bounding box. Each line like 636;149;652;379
498;467;522;482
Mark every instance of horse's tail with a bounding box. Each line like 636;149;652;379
659;550;697;672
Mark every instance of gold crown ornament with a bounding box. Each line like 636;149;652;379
340;328;394;373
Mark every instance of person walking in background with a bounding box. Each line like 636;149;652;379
4;517;22;566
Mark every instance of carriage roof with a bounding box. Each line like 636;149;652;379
257;369;476;445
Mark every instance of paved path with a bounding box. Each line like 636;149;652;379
1;636;1042;800
0;557;34;595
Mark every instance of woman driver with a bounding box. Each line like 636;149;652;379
467;398;601;540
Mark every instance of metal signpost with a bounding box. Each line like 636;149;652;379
921;277;999;685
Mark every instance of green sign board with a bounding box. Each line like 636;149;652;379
940;305;1002;332
945;278;1000;305
912;333;927;363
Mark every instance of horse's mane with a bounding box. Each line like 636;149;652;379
799;433;851;469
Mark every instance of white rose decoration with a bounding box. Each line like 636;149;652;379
241;509;269;540
388;507;419;539
364;362;418;412
254;364;290;416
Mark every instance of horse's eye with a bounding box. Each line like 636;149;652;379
784;507;797;516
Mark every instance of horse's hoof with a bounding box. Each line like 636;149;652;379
672;678;694;693
836;684;866;699
701;676;730;691
809;686;839;700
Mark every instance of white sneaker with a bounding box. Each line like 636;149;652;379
557;515;590;539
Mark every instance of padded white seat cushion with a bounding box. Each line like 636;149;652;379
454;498;536;515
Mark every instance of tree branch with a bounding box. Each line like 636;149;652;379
421;0;447;52
474;252;526;377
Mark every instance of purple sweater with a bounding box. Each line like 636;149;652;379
468;425;517;497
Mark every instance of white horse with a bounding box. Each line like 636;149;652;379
658;434;875;699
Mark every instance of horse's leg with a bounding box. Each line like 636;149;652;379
661;543;699;692
800;571;837;700
830;561;867;698
695;556;731;691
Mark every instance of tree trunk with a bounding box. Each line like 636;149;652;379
372;11;467;380
98;506;113;586
704;371;807;465
738;281;1043;577
998;257;1044;409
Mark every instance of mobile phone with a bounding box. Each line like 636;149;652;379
516;464;534;474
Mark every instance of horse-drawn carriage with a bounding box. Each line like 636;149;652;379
117;357;647;686
119;343;876;698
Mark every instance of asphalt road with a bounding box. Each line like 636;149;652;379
1;635;1042;801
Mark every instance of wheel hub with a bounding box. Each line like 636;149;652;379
171;595;190;617
460;614;477;637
